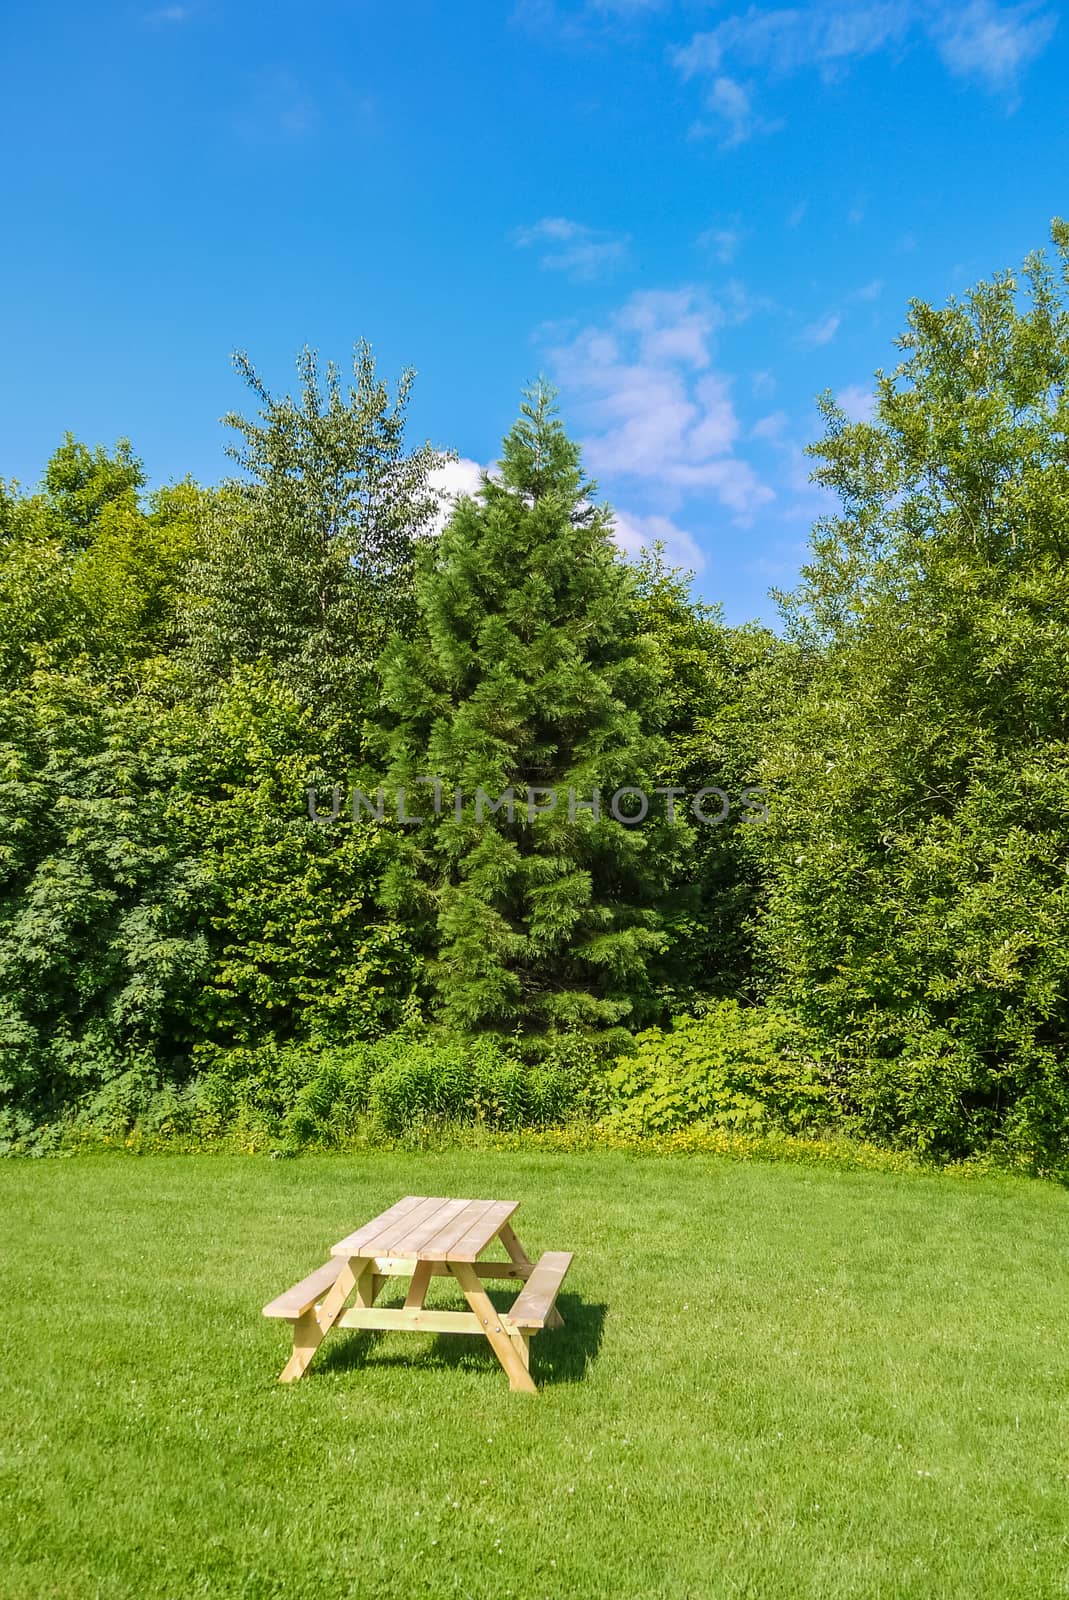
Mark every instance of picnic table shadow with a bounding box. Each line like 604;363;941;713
316;1291;607;1388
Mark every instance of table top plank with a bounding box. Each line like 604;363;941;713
445;1200;521;1262
415;1198;499;1261
422;1198;519;1261
368;1196;460;1254
355;1195;457;1258
332;1195;520;1263
394;1196;475;1256
331;1194;430;1258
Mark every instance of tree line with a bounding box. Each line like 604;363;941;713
3;228;1069;1164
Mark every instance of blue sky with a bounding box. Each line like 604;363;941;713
1;0;1065;621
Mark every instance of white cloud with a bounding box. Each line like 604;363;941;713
146;3;190;19
854;277;884;301
787;200;808;228
799;312;841;347
676;4;911;81
835;384;877;421
611;509;707;572
687;74;780;146
614;287;717;366
673;1;1054;142
931;0;1056;92
548;287;773;519
513;217;630;280
707;77;760;146
428;457;486;531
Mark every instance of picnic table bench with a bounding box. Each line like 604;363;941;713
263;1195;572;1393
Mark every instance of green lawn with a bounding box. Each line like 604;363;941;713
2;1152;1068;1599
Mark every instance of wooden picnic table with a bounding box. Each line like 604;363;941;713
263;1195;573;1393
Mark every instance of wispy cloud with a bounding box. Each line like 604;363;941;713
513;216;631;281
685;73;781;146
751;409;790;440
673;1;1055;143
588;0;666;12
612;508;707;572
675;4;911;83
931;0;1057;94
547;287;773;518
835;383;877;421
799;312;841;347
697;223;746;265
145;3;190;20
854;278;884;301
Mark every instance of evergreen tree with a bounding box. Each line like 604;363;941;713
378;383;667;1035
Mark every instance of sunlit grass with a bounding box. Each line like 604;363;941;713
2;1151;1068;1598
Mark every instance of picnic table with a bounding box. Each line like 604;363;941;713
263;1195;573;1393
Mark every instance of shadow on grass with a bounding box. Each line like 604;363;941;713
316;1292;607;1388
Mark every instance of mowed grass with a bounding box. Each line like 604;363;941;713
2;1153;1068;1599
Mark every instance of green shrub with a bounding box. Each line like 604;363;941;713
5;1029;583;1153
601;1001;833;1136
0;675;211;1123
282;1033;576;1142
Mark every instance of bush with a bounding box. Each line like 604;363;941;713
600;1001;833;1136
283;1033;577;1142
0;675;210;1123
0;1029;583;1153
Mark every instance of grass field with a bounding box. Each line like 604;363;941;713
2;1151;1068;1599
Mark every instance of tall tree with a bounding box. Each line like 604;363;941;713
756;223;1069;1162
0;443;202;682
378;383;667;1036
43;434;144;547
184;342;442;719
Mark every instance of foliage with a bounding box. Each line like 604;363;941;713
0;674;209;1121
6;246;1069;1169
163;666;418;1055
43;433;144;543
2;1029;580;1152
183;344;443;721
0;442;203;680
281;1032;575;1142
756;223;1069;1160
378;383;669;1035
631;547;782;1005
600;1001;832;1135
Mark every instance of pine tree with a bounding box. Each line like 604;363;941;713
378;383;667;1035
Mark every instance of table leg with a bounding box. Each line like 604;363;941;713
403;1260;434;1311
449;1261;537;1393
279;1257;367;1383
354;1261;383;1309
